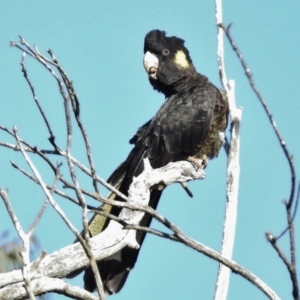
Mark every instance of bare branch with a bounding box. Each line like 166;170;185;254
11;127;83;250
278;182;300;239
55;59;104;298
13;39;100;197
0;277;99;300
28;166;61;236
0;157;281;299
220;23;296;214
0;188;35;299
8;127;108;299
20;52;55;142
214;1;242;299
48;49;100;195
0;123;128;202
219;22;298;299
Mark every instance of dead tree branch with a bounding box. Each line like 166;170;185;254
0;158;280;299
214;1;242;299
219;22;298;299
0;159;206;299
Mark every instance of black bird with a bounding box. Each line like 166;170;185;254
81;30;228;294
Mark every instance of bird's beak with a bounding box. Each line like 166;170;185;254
143;51;158;80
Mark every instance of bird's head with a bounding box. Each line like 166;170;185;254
143;30;196;96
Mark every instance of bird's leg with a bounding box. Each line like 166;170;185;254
180;155;208;197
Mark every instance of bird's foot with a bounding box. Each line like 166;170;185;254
187;155;208;170
201;154;208;168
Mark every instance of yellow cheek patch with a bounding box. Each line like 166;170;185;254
174;50;189;68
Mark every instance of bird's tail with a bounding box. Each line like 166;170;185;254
84;189;163;294
68;147;163;294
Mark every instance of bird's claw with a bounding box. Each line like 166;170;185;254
187;155;208;170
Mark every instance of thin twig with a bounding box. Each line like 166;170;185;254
14;39;100;196
47;49;100;195
0;188;35;300
286;203;299;299
220;23;296;215
10;160;85;205
0;124;127;201
60;65;104;298
11;127;108;299
220;23;299;299
20;52;56;143
28;164;61;236
277;182;300;239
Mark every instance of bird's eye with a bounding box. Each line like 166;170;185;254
162;49;169;56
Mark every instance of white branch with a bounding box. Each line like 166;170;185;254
0;277;99;300
0;186;35;300
214;1;242;299
0;159;205;299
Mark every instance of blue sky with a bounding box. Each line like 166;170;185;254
0;1;299;299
